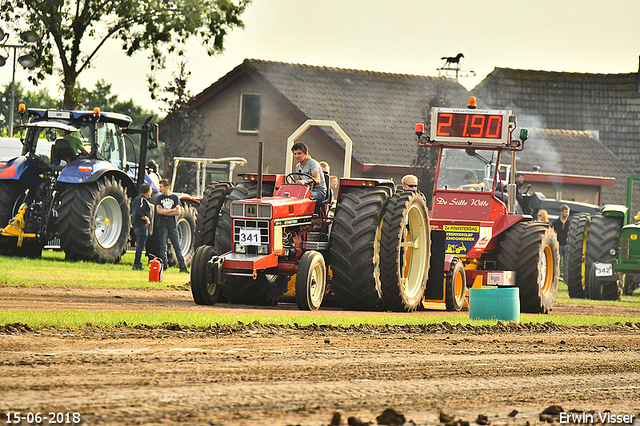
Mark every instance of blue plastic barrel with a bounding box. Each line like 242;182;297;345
468;287;520;322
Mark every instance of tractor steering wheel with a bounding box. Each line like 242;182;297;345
285;171;316;188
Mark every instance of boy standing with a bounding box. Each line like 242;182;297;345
131;184;152;270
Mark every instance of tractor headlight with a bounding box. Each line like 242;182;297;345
235;244;246;254
258;244;269;254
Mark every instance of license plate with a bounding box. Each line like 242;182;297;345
238;228;260;245
594;263;613;277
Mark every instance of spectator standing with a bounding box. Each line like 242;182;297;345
155;179;189;273
552;205;571;272
131;184;153;271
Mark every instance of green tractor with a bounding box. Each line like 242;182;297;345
565;175;640;299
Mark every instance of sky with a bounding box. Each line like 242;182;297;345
2;0;640;112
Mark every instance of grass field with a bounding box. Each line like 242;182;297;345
1;250;639;328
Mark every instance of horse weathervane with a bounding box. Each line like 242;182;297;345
437;53;476;79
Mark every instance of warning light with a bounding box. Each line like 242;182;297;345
93;107;101;116
468;97;477;109
18;104;26;113
415;123;424;134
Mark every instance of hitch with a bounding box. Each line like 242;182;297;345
0;204;36;247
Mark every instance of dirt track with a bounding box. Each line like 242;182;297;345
1;287;640;426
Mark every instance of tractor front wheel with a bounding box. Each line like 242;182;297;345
57;176;130;263
295;250;326;310
445;258;467;311
191;245;219;305
498;222;559;313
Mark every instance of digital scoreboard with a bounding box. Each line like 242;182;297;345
429;107;511;145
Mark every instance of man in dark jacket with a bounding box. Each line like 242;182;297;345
131;184;152;270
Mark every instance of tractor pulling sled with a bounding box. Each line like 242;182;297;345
191;99;559;313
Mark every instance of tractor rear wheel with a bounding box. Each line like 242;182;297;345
191;245;219;305
565;213;590;298
194;182;234;249
296;250;326;310
379;190;430;312
330;187;390;311
222;273;289;306
585;214;622;300
498;222;559;313
445;258;467;311
168;203;198;266
57;176;130;263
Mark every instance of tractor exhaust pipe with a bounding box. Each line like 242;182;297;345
257;141;264;199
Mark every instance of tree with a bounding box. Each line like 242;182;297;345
0;82;58;135
1;0;251;109
159;61;209;185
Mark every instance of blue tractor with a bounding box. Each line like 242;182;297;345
0;106;158;262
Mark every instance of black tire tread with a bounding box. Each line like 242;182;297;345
565;213;590;298
194;181;234;248
329;188;389;311
585;214;622;300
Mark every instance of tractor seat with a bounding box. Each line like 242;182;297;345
51;138;77;165
314;171;333;217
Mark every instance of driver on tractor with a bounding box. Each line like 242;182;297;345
291;142;327;203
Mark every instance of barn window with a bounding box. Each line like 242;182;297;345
239;93;261;133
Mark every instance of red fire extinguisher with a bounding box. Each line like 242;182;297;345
149;255;163;282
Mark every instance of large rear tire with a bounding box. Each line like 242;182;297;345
585;214;622;300
194;182;234;249
330;187;390;311
191;245;219;305
587;262;622;301
57;176;130;263
498;222;559;313
379;190;430;312
565;213;590;298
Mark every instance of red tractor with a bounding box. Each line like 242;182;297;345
416;97;559;313
191;99;559;314
191;120;431;311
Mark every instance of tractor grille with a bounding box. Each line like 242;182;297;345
233;219;269;254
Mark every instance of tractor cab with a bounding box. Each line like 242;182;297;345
414;97;559;314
